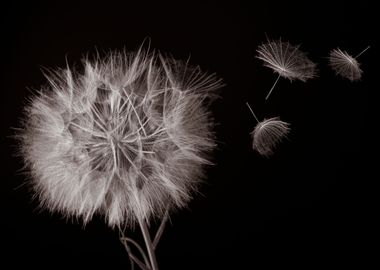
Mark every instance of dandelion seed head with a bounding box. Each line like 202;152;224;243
256;39;317;82
328;48;362;81
18;49;222;227
251;117;290;157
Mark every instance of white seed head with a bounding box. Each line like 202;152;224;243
18;49;222;228
256;39;317;82
251;117;290;157
328;48;362;81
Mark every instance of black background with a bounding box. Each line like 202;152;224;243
1;0;377;269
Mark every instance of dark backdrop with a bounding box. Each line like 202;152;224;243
1;1;376;269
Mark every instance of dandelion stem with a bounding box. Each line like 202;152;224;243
266;74;281;100
121;237;151;267
120;228;152;270
153;208;170;249
355;46;370;58
138;217;159;270
245;102;260;123
119;236;135;270
130;255;150;270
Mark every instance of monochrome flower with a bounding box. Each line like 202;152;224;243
18;49;222;228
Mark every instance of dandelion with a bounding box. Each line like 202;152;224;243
256;39;317;100
246;102;290;157
328;46;370;81
17;48;222;270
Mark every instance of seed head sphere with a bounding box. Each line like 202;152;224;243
19;50;222;227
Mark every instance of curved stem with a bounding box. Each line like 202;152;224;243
118;227;135;270
120;237;135;270
153;208;170;249
121;237;151;267
128;253;150;270
138;218;159;270
121;240;150;270
266;74;281;100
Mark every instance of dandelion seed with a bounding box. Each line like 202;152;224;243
246;102;290;157
256;39;317;100
328;46;370;81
